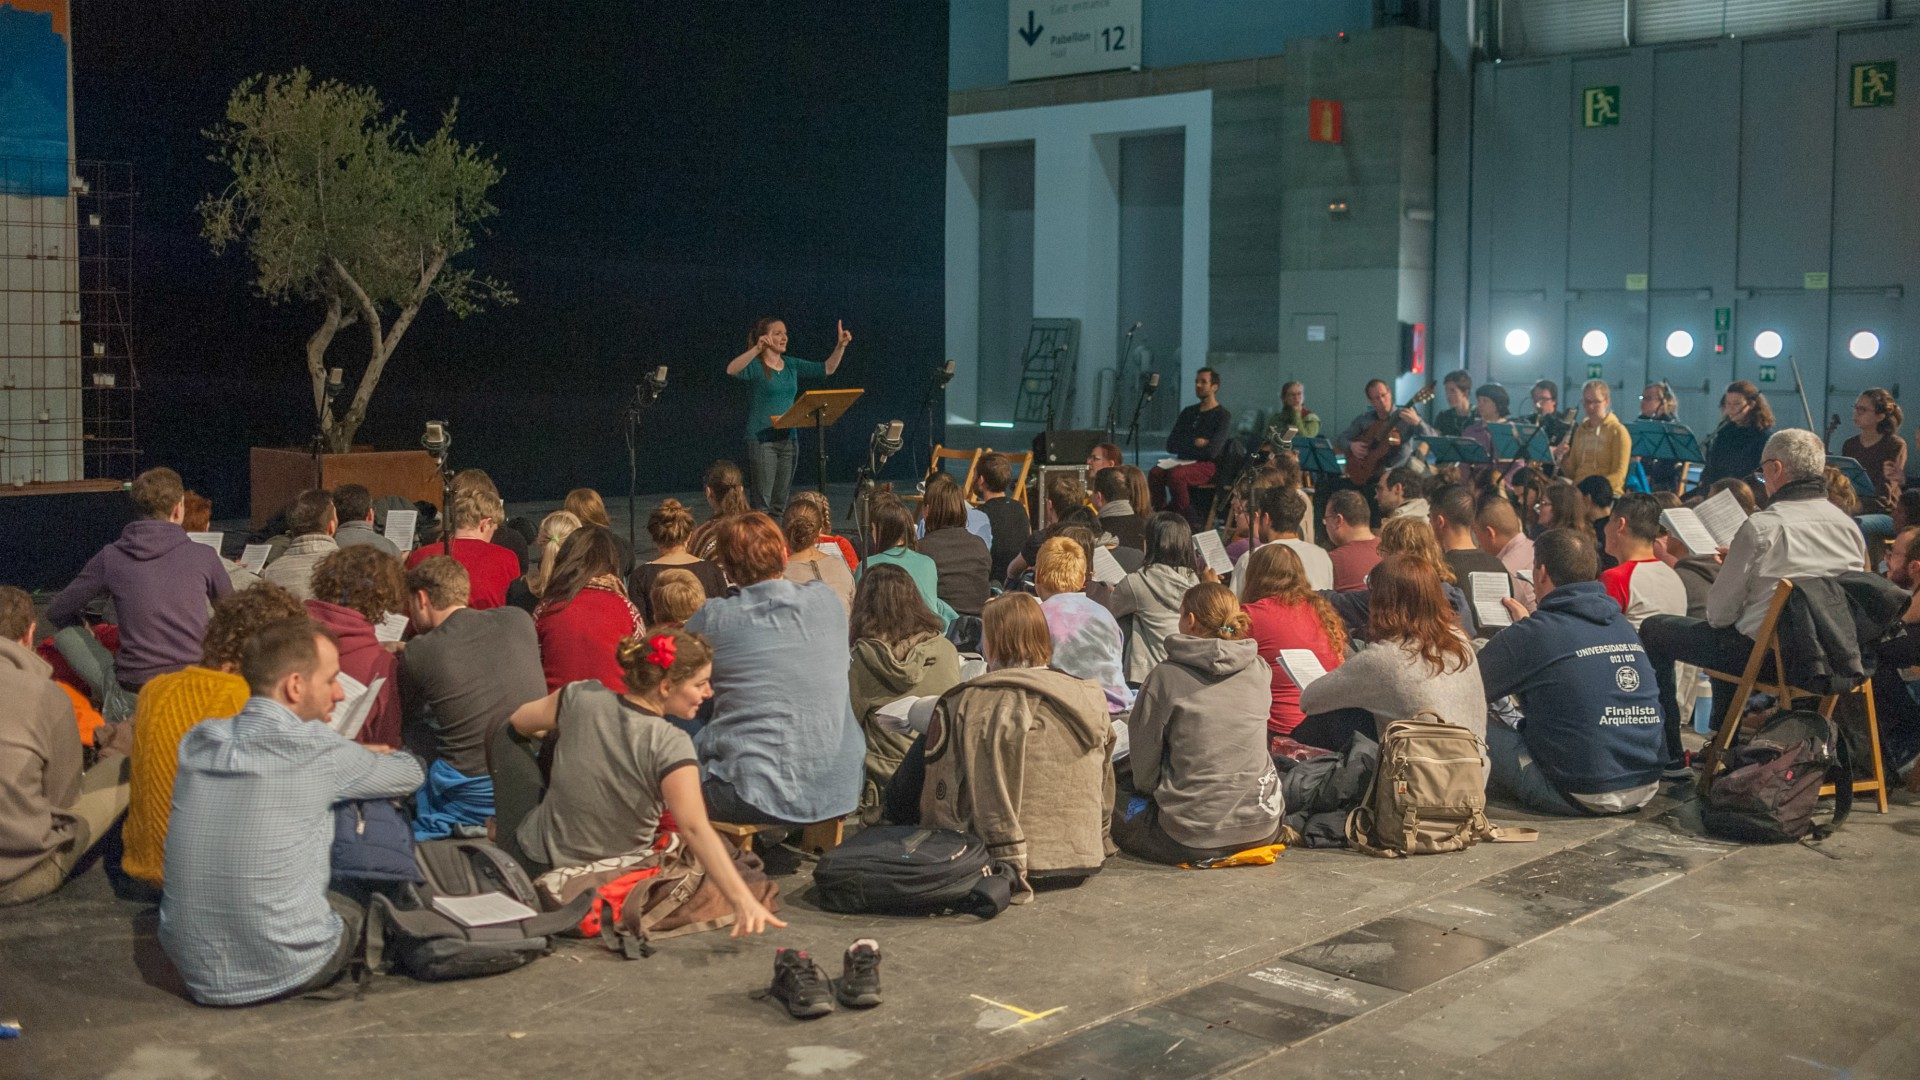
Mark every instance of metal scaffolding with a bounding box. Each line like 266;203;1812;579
0;156;136;486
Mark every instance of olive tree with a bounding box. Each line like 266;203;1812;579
201;68;514;451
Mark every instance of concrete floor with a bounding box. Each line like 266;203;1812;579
3;789;1914;1080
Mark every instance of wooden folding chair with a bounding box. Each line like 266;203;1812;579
1694;579;1889;812
904;445;983;510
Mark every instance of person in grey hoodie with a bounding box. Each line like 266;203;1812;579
262;489;341;601
1106;513;1202;685
1118;582;1283;865
46;468;232;720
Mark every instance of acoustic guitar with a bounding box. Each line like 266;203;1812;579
1342;383;1436;485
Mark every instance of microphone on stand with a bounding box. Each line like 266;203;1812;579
1140;370;1160;402
934;359;956;388
872;419;905;468
421;420;451;459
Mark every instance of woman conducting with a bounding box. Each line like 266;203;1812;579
726;316;851;513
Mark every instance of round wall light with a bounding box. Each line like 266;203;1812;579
1665;330;1694;358
1504;329;1531;356
1753;330;1783;359
1580;330;1608;357
1848;331;1880;360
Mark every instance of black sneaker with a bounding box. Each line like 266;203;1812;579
835;939;882;1008
766;948;834;1019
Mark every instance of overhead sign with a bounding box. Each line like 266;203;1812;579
1850;60;1895;107
1008;0;1142;82
1581;85;1620;128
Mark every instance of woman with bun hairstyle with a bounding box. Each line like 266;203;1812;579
631;496;728;621
499;628;783;937
1116;582;1282;865
725;317;851;513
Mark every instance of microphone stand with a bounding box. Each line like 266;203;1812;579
624;376;664;547
1124;376;1158;463
1106;323;1139;440
913;365;952;484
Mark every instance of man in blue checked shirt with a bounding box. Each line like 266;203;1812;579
160;617;424;1006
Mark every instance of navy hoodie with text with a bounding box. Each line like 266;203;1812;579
1476;579;1664;797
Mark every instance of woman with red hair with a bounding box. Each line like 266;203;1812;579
1295;554;1487;775
686;512;863;825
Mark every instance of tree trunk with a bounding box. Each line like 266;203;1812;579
329;249;448;455
308;293;346;449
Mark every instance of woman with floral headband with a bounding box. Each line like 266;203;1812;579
498;626;785;937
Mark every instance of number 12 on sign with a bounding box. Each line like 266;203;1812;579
1101;25;1126;51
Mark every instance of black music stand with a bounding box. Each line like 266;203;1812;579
1291;437;1342;477
1488;421;1551;462
1828;455;1877;500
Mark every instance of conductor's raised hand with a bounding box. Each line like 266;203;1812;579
836;319;853;349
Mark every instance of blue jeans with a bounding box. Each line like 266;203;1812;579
1485;721;1581;816
745;435;796;514
1858;513;1895;549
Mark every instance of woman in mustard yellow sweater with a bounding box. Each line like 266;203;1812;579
1557;379;1631;495
121;584;305;887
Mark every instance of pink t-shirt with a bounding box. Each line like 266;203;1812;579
1244;595;1344;734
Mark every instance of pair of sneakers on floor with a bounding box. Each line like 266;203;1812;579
763;939;881;1019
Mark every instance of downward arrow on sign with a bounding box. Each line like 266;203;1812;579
1018;10;1043;46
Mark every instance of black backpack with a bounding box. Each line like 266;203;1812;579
811;827;1013;918
366;839;592;981
1702;710;1853;843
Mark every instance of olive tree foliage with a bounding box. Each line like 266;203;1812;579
200;69;514;451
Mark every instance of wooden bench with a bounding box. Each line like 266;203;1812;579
712;819;845;858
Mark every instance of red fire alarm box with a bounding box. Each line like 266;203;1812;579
1309;99;1343;144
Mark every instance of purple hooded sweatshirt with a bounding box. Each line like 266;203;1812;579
46;519;233;687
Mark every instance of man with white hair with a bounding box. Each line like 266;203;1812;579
1640;428;1867;779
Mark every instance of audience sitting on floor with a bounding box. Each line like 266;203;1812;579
1092;465;1148;552
1642;429;1868;781
1240;544;1348;753
159;617;426;1005
781;501;856;611
263;489;341;600
1116;582;1282;865
332;483;401;558
858;499;958;629
847;564;961;818
687;460;752;562
1476;529;1664;816
565;487;636;576
788;489;860;573
1007;472;1097;585
648;568;708;629
918;592;1114;901
1232;486;1333;597
1322;489;1381;592
1034;536;1134;753
688;512;862;827
1473;495;1537;610
917;475;992;617
971;452;1031;585
534;526;642;694
632;497;730;621
408;482;521;609
0;586;130;906
305;545;408;747
1324;516;1475;640
1430;483;1515;636
1106;512;1202;684
1599;493;1688;630
122;583;307;891
509;509;582;614
402;556;545;841
1376;465;1429;522
46;467;233;724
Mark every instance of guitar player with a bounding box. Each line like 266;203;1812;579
1333;379;1434;502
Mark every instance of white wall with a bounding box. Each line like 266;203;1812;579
947;90;1213;431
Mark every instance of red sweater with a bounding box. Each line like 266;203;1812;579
304;599;402;747
1244;595;1344;735
408;538;521;610
535;586;640;693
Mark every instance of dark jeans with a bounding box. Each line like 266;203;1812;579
883;734;928;826
745;434;797;514
1290;707;1376;753
702;772;801;827
1872;631;1920;769
1111;800;1280;866
1640;615;1759;773
282;891;363;999
486;724;548;874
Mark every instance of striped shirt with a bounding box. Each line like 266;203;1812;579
159;697;423;1005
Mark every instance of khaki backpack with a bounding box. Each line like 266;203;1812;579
1346;713;1538;857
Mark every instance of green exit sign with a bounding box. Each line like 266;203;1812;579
1759;364;1778;384
1582;86;1620;127
1586;362;1603;380
1851;60;1896;107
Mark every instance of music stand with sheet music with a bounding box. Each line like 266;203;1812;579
1291;436;1342;477
1828;455;1877;501
1626;419;1704;464
771;388;864;495
1425;436;1491;467
1487;421;1551;462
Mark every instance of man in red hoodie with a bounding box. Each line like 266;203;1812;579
46;468;232;724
